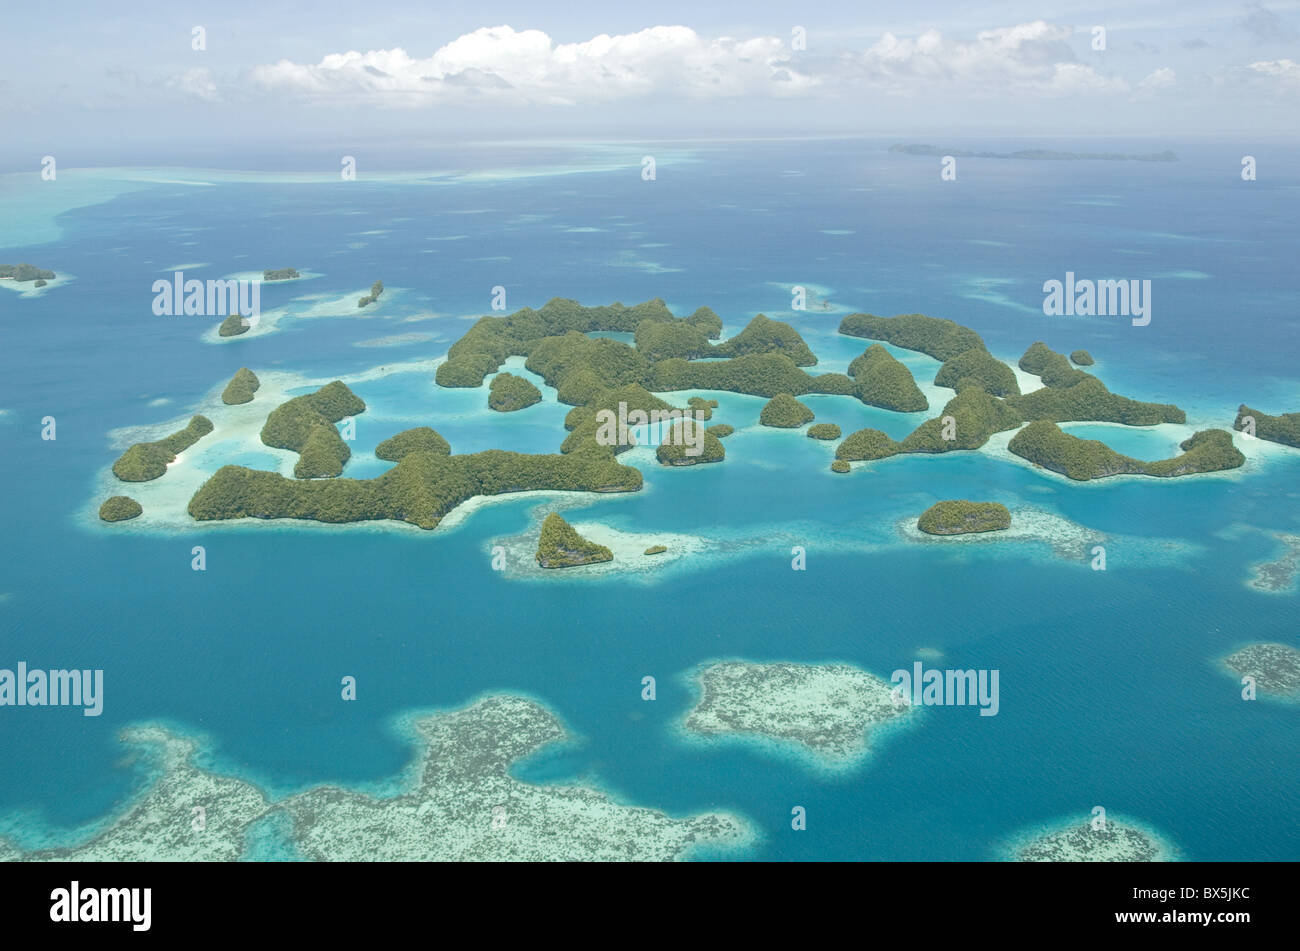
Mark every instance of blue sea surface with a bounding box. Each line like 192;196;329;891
1;139;1297;859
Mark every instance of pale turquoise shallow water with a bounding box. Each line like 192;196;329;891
0;139;1297;860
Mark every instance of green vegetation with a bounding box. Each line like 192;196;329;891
917;500;1011;535
830;459;851;473
1018;342;1089;387
712;314;817;366
260;381;365;479
706;424;734;438
635;319;711;361
112;415;214;482
1008;421;1244;480
218;313;250;337
848;344;929;412
536;513;613;568
1235;404;1300;448
807;423;841;440
837;428;900;462
374;427;450;461
650;352;849;398
561;384;677;454
1007;374;1184;425
263;268;300;281
644;544;668;555
836;388;1021;463
189;449;642;530
656;420;725;465
687;397;715;421
357;280;384;308
1070;349;1094;366
99;496;142;522
0;263;56;282
760;393;815;428
934;348;1020;397
839;313;986;362
488;372;542;412
34;279;46;288
221;368;260;405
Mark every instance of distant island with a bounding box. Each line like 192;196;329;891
262;268;300;281
218;313;250;337
221;368;260;405
113;415;213;482
918;500;1011;535
0;263;56;282
536;513;613;568
99;496;142;522
488;372;542;412
357;280;384;308
891;144;1178;162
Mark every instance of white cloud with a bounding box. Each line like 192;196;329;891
1136;67;1177;94
166;67;219;102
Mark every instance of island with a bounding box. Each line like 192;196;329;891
656;420;725;466
1008;422;1244;480
918;500;1011;535
374;426;450;461
99;496;143;522
218;313;250;337
357;280;384;308
1234;404;1300;448
687;396;716;421
260;381;365;479
836;386;1022;463
1222;643;1300;697
643;545;668;556
221;368;260;405
759;393;815;428
1070;349;1095;366
839;312;986;362
849;344;929;411
711;314;817;366
536;513;613;568
705;424;734;439
807;423;841;440
112;415;214;482
262;268;300;281
1008;817;1176;862
488;372;542;412
934;348;1020;397
830;459;850;473
0;263;56;282
679;661;913;770
891;144;1178;163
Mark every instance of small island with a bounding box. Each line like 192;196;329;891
112;415;214;482
934;348;1020;397
262;268;300;281
1222;643;1300;697
705;424;734;439
849;344;930;412
891;144;1178;163
759;393;815;428
488;372;542;412
656;420;725;466
1009;818;1176;862
687;396;716;421
807;423;841;440
218;313;250;337
1235;404;1300;448
712;314;817;366
0;263;56;282
643;545;668;556
99;496;143;522
221;368;260;405
1008;422;1244;481
536;513;613;568
357;280;384;308
260;381;365;479
374;426;450;461
1070;349;1095;366
830;459;850;473
918;500;1011;535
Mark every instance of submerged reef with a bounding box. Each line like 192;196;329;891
681;661;911;769
536;512;613;568
1009;817;1176;862
918;500;1011;535
112;415;214;482
1222;643;1300;697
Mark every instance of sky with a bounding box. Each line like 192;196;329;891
0;1;1297;166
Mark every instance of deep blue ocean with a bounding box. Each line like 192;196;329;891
1;138;1296;859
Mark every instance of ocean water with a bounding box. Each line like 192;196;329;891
0;138;1297;860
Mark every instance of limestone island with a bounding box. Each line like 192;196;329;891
262;268;300;281
0;263;56;282
375;426;450;461
357;280;384;308
1222;643;1300;698
99;496;143;522
830;459;850;473
536;512;613;568
656;420;725;466
644;545;668;556
1070;349;1094;366
680;660;912;770
1009;422;1244;481
918;500;1011;535
218;313;250;337
759;393;815;428
488;372;542;412
1235;404;1300;449
848;344;929;411
807;423;841;440
705;424;734;438
112;415;213;482
221;368;260;405
260;381;365;479
1008;817;1177;862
